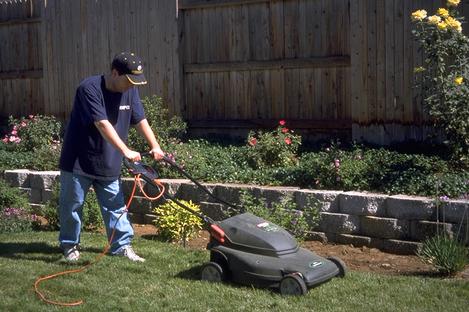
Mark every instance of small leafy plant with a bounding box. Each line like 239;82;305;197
417;234;468;275
246;120;301;169
236;190;320;240
152;199;203;245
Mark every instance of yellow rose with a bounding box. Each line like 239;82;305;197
455;77;464;85
437;8;450;18
428;15;442;25
447;0;460;7
412;9;427;21
437;21;448;30
446;17;463;32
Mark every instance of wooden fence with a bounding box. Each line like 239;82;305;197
1;0;469;144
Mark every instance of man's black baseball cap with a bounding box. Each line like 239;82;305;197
111;52;147;85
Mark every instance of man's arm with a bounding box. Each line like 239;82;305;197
134;119;164;160
94;120;141;161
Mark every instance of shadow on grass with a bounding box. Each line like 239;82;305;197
0;241;103;263
175;264;204;281
401;270;451;278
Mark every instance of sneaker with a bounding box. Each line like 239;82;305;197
63;245;80;261
114;245;145;262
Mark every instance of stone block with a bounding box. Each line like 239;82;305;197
360;216;409;239
318;212;360;234
259;186;299;207
4;169;31;187
126;196;153;214
410;220;454;241
199;201;226;221
373;238;421;255
214;184;258;207
177;182;217;203
41;189;54;204
143;214;157;224
307;231;329;244
386;195;436;220
339;192;387;216
29;203;45;214
295;189;341;212
29;171;59;189
30;188;42;204
327;233;372;247
128;212;144;224
159;179;188;197
438;200;469;223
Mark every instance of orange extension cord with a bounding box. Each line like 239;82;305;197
33;174;165;306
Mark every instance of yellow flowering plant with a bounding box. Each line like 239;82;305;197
412;2;469;162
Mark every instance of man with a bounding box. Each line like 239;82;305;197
58;52;164;262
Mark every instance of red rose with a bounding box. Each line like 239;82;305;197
279;120;286;126
249;137;257;146
281;127;289;133
284;137;292;145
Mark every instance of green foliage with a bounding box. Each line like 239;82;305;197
417;234;468;276
0;207;37;233
0;115;62;171
236;190;320;240
81;189;104;232
2;115;62;152
412;4;469;161
246;120;301;168
128;95;187;151
152;199;203;244
0;178;29;209
42;182;103;232
0;178;36;233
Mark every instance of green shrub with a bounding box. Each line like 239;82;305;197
152;199;203;245
417;234;468;276
0;178;29;209
128;95;187;152
0;207;38;233
2;115;62;152
236;190;320;240
412;4;469;161
0;179;37;233
246;120;301;168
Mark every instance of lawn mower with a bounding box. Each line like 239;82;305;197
124;155;347;296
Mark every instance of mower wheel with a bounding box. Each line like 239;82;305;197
327;256;347;278
279;274;308;296
201;262;225;282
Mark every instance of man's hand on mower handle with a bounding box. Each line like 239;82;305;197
124;150;141;162
149;146;165;161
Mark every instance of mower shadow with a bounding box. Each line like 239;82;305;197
0;241;103;263
175;264;204;281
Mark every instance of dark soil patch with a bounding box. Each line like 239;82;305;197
133;224;469;279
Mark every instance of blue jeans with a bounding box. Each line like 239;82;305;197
58;170;134;254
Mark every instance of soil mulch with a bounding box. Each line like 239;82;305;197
132;224;469;279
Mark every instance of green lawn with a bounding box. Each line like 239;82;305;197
0;232;468;312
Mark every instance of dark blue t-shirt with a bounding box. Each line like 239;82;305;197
59;75;145;178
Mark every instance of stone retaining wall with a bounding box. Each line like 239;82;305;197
4;169;469;255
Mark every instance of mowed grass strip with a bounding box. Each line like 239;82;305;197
0;232;468;312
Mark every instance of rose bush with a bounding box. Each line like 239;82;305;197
412;0;469;163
